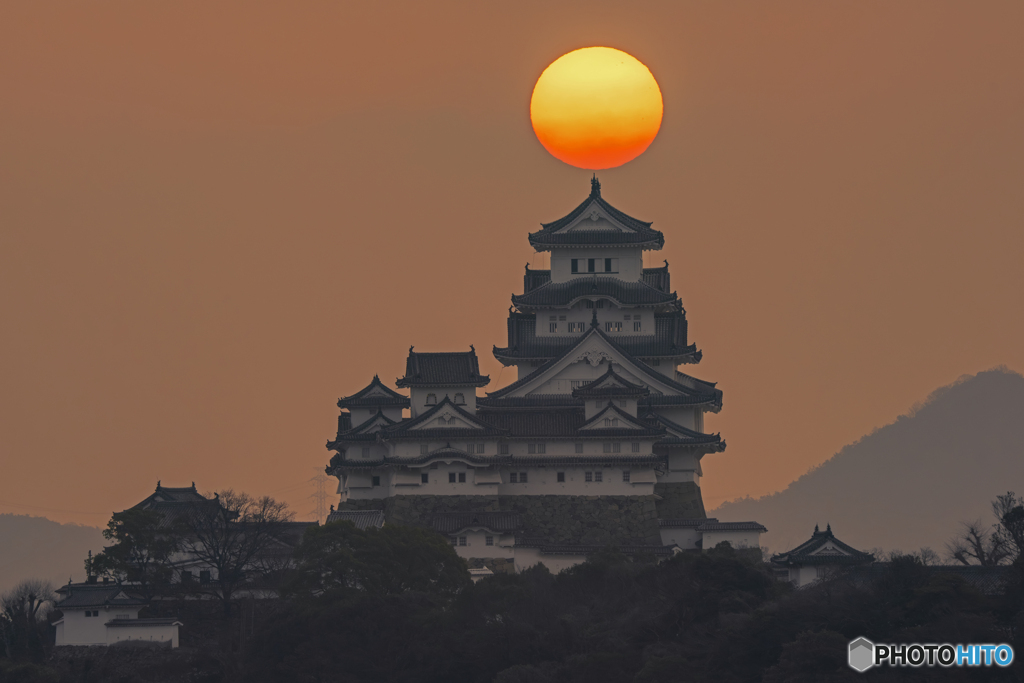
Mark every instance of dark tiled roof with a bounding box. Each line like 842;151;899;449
659;518;713;528
127;484;222;528
509;454;664;467
579;402;667;437
512;277;678;309
642;264;670;292
130;483;207;509
698;521;767;533
771;525;874;566
477;395;581;409
326;509;385;529
572;366;650;399
529;179;664;250
327;410;398;449
396;347;489;388
643;411;725;450
489;327;721;410
106;617;182;626
337;375;410;408
481;410;583;437
55;584;147;610
432;511;521;534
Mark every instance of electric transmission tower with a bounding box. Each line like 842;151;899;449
308;467;330;523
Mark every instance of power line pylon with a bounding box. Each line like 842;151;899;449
308;467;330;523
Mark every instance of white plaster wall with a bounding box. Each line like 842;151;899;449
448;530;515;560
550;247;644;283
58;607;140;646
106;623;179;648
659;527;701;550
534;302;657;339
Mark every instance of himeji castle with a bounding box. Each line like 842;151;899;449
326;177;765;574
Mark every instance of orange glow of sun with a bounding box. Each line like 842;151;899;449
530;47;663;170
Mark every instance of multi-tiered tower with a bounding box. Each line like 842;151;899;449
326;179;763;573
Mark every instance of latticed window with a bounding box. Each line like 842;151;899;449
557;472;565;482
594;471;603;482
426;393;437;405
459;536;467;546
485;536;494;546
549;323;558;333
632;442;640;453
575;443;584;454
519;472;528;483
421;473;428;484
622;471;631;483
499;444;509;455
585;472;593;482
605;321;622;332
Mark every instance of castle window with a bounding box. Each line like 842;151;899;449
459;536;467;546
426;393;437;405
420;444;429;455
622;471;630;482
527;443;545;454
604;258;618;273
557;472;565;482
450;537;457;546
575;443;584;454
449;473;457;483
509;472;518;483
623;315;631;320
632;442;640;453
571;259;579;273
594;471;603;482
585;472;593;482
499;444;509;455
634;321;641;332
559;315;566;321
485;535;494;546
605;322;622;332
613;443;621;453
568;322;584;333
588;258;596;273
361;447;371;458
454;393;465;405
519;472;528;483
372;476;380;487
596;300;605;309
586;300;594;309
421;473;429;484
549;323;558;333
458;472;466;483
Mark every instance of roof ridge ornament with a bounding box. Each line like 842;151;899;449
591;309;600;328
590;174;601;198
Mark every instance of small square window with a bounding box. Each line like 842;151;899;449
549;323;558;333
632;442;640;453
421;473;429;484
575;443;584;454
622;471;631;482
520;472;528;483
557;472;565;482
559;315;566;321
449;473;457;483
623;314;631;320
594;471;603;482
459;536;467;546
200;570;211;584
485;535;494;546
585;471;593;482
499;444;509;455
571;259;579;273
509;472;518;483
550;315;557;321
371;475;381;487
458;472;466;483
588;258;596;273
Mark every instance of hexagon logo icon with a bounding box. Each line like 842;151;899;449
848;637;874;672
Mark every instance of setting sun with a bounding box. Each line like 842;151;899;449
530;47;663;170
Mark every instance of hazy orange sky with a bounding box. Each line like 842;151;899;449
1;1;1022;526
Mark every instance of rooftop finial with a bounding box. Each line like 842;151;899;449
826;523;832;533
814;524;820;534
590;174;601;198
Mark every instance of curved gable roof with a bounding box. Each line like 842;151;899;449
337;375;410;409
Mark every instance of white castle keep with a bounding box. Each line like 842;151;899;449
326;178;765;574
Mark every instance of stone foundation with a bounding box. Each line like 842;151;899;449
654;482;706;519
338;494;663;545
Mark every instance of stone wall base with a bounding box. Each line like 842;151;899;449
654;482;706;519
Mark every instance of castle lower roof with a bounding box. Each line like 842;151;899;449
432;511;521;534
771;525;874;567
396;347;490;388
337;375;410;409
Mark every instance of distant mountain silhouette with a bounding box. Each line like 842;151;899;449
713;367;1024;558
0;514;104;595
